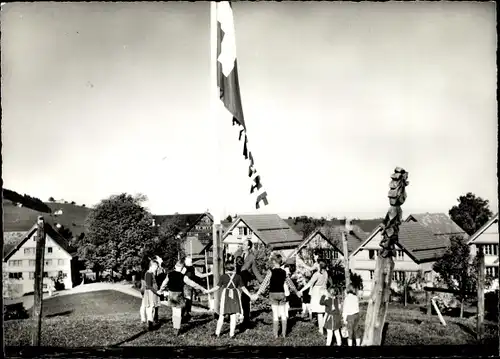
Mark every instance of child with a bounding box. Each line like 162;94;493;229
320;287;342;346
159;261;208;335
298;261;329;334
342;284;361;346
293;271;312;320
206;259;252;338
254;254;301;338
141;259;161;331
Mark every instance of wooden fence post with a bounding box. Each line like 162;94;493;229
477;245;485;342
342;229;350;289
31;216;46;346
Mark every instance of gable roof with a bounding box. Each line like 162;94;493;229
406;213;467;239
287;225;367;259
467;213;499;245
350;222;448;264
3;222;74;261
153;212;212;235
223;214;303;249
283;218;378;238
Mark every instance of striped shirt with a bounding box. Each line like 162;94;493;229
256;268;298;297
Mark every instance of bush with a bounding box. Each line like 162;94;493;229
485;290;498;321
4;303;29;321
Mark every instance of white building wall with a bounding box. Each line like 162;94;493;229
3;232;73;297
469;221;499;278
351;231;437;297
223;221;263;254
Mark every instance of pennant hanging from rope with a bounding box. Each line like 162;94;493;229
216;1;269;209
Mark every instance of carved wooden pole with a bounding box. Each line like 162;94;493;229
31;216;46;346
362;167;409;346
341;218;351;289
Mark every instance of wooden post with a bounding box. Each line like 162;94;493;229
477;245;485;342
431;297;447;326
212;224;222;314
341;230;350;289
362;167;409;346
31;216;46;346
426;290;432;316
362;255;395;345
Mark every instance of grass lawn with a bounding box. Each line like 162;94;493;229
4;290;498;347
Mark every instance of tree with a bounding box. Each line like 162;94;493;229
71;201;76;205
76;193;155;281
293;216;327;239
225;215;233;223
449;192;493;236
395;271;425;306
56;224;73;241
433;235;492;317
48;197;55;202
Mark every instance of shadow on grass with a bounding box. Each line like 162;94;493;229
182;315;216;334
454;321;477;340
111;329;149;347
45;310;73;318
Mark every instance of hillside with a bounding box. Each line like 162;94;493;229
3;199;90;237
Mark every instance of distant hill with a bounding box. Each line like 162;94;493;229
3;190;90;237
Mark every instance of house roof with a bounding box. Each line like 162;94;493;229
406;213;467;239
467;213;499;245
283;218;378;238
3;222;75;261
350;222;448;264
153;213;212;235
287;225;367;259
223;214;303;249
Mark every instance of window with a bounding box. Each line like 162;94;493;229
58;259;65;266
424;271;432;282
47;247;53;254
9;260;23;267
43;272;48;278
239;227;245;236
369;270;374;280
486;267;499;278
248;229;253;236
484;244;499;256
369;250;376;260
9;272;23;279
29;272;35;279
333;250;339;259
24;248;35;255
396;250;404;261
29;260;36;266
45;259;52;266
393;271;405;281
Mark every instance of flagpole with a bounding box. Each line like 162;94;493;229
210;0;223;315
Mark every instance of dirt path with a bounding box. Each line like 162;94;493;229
5;282;209;313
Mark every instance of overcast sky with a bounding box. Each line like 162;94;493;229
1;1;497;219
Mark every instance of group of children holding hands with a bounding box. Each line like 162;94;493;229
141;251;362;346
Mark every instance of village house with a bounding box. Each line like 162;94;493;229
3;221;75;298
285;224;367;266
152;212;214;247
468;213;499;281
405;212;468;244
349;221;448;297
221;214;303;257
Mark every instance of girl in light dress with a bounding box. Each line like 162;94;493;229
253;254;301;338
206;259;253;338
298;260;329;334
342;284;362;346
319;287;343;346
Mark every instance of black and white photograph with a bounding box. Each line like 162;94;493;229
1;1;498;357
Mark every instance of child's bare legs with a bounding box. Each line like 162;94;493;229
229;314;237;337
347;338;353;346
271;305;280;338
334;329;342;345
317;313;324;333
140;304;146;323
172;307;182;332
279;305;287;337
326;329;333;346
355;337;361;346
215;313;224;336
